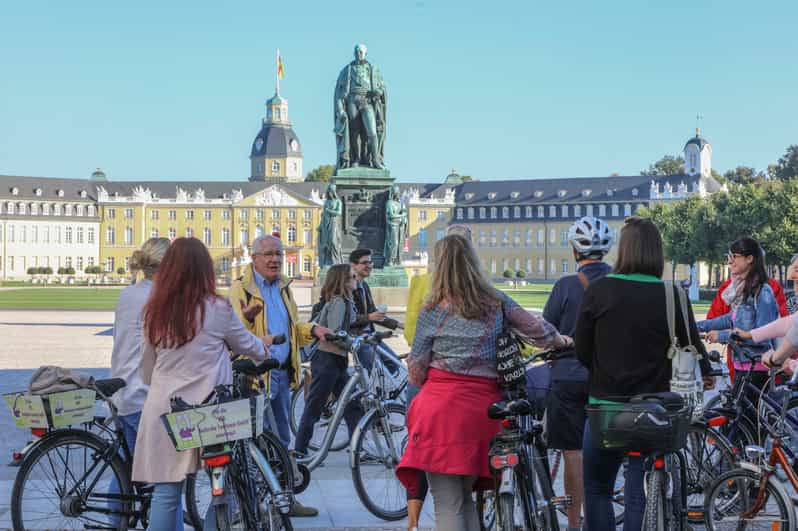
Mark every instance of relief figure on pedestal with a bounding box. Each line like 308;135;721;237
318;183;343;267
383;185;407;266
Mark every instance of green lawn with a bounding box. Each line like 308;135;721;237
0;287;124;310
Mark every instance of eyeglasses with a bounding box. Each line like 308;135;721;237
357;260;373;265
253;251;284;258
727;252;747;261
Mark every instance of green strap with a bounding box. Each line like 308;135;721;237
588;396;625;406
606;273;662;283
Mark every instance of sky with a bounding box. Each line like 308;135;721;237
1;0;796;183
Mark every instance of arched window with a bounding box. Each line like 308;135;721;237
271;161;280;175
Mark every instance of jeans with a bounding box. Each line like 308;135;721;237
294;351;363;455
582;420;645;531
267;368;292;448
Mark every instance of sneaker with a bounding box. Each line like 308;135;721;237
358;451;382;464
288;500;319;517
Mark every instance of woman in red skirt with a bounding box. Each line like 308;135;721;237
397;234;571;531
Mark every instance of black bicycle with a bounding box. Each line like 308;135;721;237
10;378;208;530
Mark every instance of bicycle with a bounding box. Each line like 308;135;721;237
288;341;408;453
8;377;207;530
294;329;409;521
166;356;294;531
703;366;798;530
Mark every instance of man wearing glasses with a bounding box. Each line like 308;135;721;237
229;234;330;517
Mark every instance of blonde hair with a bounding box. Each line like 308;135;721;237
129;237;171;282
426;234;501;320
428;224;473;273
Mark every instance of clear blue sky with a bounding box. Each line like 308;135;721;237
1;0;795;183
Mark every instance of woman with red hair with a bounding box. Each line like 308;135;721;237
131;238;274;529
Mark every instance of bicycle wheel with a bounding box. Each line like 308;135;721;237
476;489;496;530
11;429;133;531
527;446;559;530
684;423;736;523
497;492;520;531
289;385;348;452
642;469;666;531
185;471;212;529
254;431;294;531
351;402;408;520
704;468;795;530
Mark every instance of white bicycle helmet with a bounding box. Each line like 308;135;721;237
568;216;612;257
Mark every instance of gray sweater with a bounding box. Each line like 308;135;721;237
317;295;357;356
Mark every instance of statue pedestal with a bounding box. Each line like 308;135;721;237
331;169;395;268
314;265;408;288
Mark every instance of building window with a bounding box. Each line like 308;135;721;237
186;210;194;220
221;257;231;273
87;205;95;216
124;208;133;219
42;204;50;216
169;227;176;240
43;227;49;243
151;210;159;220
502;229;510;245
221;228;230;245
64;226;72;244
586;204;593;216
7;256;13;271
168;210;176;220
491;259;497;274
76;227;84;244
549;228;556;244
537;229;544;245
524;206;531;218
526;229;533;246
478;207;485;219
560;229;568;246
418;228;427;249
54;204;61;215
151;228;159;238
185;227;194;238
549;205;556;217
64;257;72;268
502;207;509;218
624;204;632;216
467;207;474;220
574;205;581;217
256;161;263;175
418;210;427;222
436;228;445;241
304;229;312;245
288;210;296;220
30;226;37;243
124;227;133;244
272;209;280;220
88;227;95;244
513;230;521;247
304;209;312;221
76;205;84;216
54;226;60;243
598;204;606;216
478;230;486;247
65;205;73;216
272;161;280;175
561;205;568;217
107;208;116;219
490;207;497;219
239;229;249;245
240;209;249;221
490;230;497;247
562;260;569;273
514;257;520;270
303;256;312;273
204;210;212;221
105;257;115;273
77;256;84;271
255;209;265;222
513;206;521;218
31;203;38;215
287;226;297;243
272;224;280;235
526;258;532;272
537;206;544;218
550;259;557;274
456;208;463;220
255;225;264;238
222;210;230;220
203;227;212;245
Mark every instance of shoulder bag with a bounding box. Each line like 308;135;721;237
496;302;527;390
664;282;704;417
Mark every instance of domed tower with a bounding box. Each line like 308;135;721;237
683;128;712;178
249;89;303;182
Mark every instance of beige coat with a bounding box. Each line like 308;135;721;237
132;297;266;483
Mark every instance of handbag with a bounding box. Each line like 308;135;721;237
496;302;527;390
664;282;704;417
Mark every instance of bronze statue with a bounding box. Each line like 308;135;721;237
383;185;407;266
334;44;387;170
317;183;343;267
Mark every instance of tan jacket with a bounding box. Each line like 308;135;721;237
228;266;315;390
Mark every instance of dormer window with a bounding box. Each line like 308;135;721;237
582;189;592;197
465;193;474;200
534;190;543;198
34;188;42;196
632;188;639;197
57;189;64;197
510;191;520;199
11;187;18;196
80;190;87;198
488;192;497;200
607;189;614;197
557;190;567;198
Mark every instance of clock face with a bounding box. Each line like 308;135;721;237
255;138;264;152
290;139;298;151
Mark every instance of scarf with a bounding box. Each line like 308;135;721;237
722;276;743;308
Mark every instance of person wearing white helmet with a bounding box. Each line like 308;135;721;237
542;216;612;531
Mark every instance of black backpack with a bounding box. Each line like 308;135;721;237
310;295;326;323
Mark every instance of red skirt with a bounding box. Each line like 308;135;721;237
397;367;502;495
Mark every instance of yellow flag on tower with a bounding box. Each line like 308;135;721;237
277;49;284;80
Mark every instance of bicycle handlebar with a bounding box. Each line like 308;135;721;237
232;358;281;376
271;334;286;345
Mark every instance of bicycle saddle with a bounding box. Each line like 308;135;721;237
94;378;126;398
487;399;533;419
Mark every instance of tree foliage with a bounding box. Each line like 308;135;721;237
305;164;335;183
772;145;798;181
641;155;685;176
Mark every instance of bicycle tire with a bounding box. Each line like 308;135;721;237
11;429;132;531
289;385;348;452
254;431;294;531
476;489;495;531
351;402;408;521
185;471;211;529
643;469;666;531
683;423;736;523
703;468;796;530
497;492;518;531
528;446;559;530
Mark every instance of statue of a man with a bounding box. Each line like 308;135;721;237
317;183;343;267
383;185;407;266
334;44;387;170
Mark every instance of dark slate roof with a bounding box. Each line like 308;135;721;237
453;175;698;204
0;175;96;201
684;135;709;151
250;123;302;158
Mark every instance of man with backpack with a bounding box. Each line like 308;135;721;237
542;216;613;531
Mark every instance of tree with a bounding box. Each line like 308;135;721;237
460;175;475;182
723;166;758;185
641;155;685;176
772;145;798;181
116;267;126;275
305;164;335;183
27;267;37;276
515;270;526;288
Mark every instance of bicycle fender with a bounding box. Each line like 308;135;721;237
498;467;515;496
739;461;762;474
348;401;404;469
22;428;111;466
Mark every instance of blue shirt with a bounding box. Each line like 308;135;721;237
253;269;290;364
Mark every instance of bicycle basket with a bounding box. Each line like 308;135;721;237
161;394;265;451
586;392;692;453
4;389;96;429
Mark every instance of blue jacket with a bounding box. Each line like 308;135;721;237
698;283;779;358
543;261;613;337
